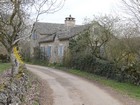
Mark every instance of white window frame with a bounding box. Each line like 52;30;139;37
58;45;64;57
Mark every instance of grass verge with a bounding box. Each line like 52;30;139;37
65;69;140;99
0;62;11;73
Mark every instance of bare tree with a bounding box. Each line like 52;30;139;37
69;15;119;60
122;0;140;27
88;15;119;59
0;0;65;76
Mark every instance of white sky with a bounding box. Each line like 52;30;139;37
39;0;122;25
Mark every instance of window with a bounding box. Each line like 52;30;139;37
58;45;64;57
47;46;51;58
40;46;51;60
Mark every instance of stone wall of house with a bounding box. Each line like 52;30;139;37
40;36;69;63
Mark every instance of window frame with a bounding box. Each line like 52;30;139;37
58;45;64;57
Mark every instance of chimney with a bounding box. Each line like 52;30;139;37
65;15;75;28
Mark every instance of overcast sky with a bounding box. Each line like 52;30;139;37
39;0;122;25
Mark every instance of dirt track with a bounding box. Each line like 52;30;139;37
27;64;124;105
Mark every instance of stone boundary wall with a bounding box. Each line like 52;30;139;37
0;65;40;105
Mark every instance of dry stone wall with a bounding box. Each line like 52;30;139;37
0;65;39;105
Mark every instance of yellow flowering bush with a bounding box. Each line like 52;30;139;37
13;47;24;64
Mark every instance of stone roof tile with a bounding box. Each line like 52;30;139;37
34;22;89;43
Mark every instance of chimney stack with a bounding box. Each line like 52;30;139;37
65;15;75;28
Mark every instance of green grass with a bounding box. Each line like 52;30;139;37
0;62;11;73
64;69;140;99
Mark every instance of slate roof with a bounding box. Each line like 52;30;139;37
34;22;66;35
34;22;90;43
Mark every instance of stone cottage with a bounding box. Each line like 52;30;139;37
30;15;101;63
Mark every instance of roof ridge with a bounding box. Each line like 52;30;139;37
35;22;65;25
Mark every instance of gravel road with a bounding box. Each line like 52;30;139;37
27;64;123;105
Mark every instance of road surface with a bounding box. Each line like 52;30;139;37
27;64;123;105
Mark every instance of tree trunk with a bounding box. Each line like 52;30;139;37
10;49;19;76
